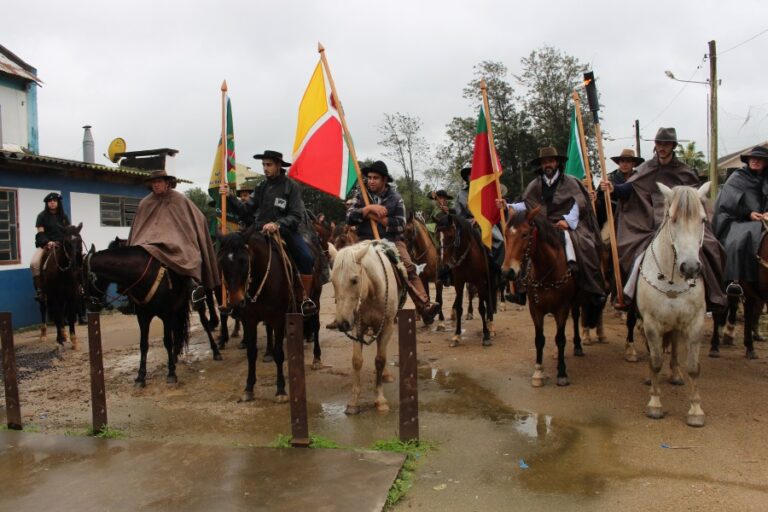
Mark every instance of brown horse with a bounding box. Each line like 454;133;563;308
435;214;495;346
404;215;445;329
502;207;592;387
331;223;359;249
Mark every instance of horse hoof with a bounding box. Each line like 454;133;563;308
166;376;178;384
746;349;758;360
231;332;241;339
722;335;734;346
345;405;361;415
598;337;609;344
753;333;766;342
262;353;274;363
556;377;570;387
482;338;492;347
686;414;706;428
531;377;544;388
708;349;720;358
646;407;664;420
240;391;255;402
217;342;227;350
238;341;246;350
450;336;461;348
134;380;146;388
582;338;595;346
465;313;474;320
383;373;396;384
436;322;446;332
574;347;585;357
275;394;289;404
624;344;639;363
375;401;390;413
213;353;223;361
669;377;685;386
643;378;651;386
40;336;47;343
311;359;323;370
70;341;79;351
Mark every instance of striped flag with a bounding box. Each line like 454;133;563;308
468;107;501;249
208;96;239;232
565;107;586;179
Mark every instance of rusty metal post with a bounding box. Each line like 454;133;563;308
397;309;418;442
0;312;22;430
87;312;108;434
285;313;309;447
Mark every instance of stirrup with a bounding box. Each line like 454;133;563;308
191;285;206;304
726;282;743;297
300;298;318;317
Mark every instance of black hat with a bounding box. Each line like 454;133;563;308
253;150;291;167
460;167;471;183
530;146;568;167
740;146;768;164
43;192;62;203
361;160;393;183
143;169;176;182
431;189;454;200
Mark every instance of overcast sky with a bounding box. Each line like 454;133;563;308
4;0;767;190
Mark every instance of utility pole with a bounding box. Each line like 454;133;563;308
634;120;641;158
709;40;718;200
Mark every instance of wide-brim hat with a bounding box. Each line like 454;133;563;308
610;148;645;166
143;169;176;182
651;127;679;144
361;160;393;183
740;145;768;164
432;189;454;200
43;192;62;203
460;167;471;182
530;146;568;167
253;150;291;167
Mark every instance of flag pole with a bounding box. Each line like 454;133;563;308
318;43;380;240
480;80;507;245
219;80;228;304
572;91;596;211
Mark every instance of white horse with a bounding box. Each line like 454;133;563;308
328;240;398;415
636;182;709;427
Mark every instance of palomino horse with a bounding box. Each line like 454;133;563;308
404;215;445;329
217;228;301;401
435;214;495;347
637;183;709;427
502;208;595;387
40;223;84;349
84;242;222;386
327;241;398;414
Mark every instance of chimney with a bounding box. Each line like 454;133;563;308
82;125;94;163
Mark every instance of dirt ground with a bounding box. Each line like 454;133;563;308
3;284;768;511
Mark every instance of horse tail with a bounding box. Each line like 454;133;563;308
581;299;602;329
173;300;191;356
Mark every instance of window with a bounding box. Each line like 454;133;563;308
100;195;141;227
0;189;20;264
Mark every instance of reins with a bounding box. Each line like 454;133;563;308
341;244;391;346
519;223;573;305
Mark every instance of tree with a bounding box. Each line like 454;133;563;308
676;141;707;174
433;115;476;192
393;176;431;217
301;185;348;224
378;112;429;213
185;187;215;221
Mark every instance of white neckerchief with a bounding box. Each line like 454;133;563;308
543;170;560;187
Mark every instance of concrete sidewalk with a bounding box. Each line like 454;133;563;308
0;431;404;512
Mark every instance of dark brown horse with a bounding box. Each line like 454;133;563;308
217;228;300;401
40;223;84;349
404;215;445;329
502;207;596;387
435;214;495;346
330;223;359;249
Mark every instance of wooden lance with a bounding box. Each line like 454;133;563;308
318;43;380;240
571;91;596;212
219;80;228;304
480;80;507;245
584;71;625;307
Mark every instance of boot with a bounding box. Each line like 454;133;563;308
405;276;439;325
299;274;318;316
33;275;44;302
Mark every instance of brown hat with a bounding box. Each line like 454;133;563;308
430;189;454;200
610;148;645;166
143;169;176;182
530;146;568;167
238;180;257;192
652;127;678;143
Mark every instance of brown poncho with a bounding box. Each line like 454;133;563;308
128;190;220;290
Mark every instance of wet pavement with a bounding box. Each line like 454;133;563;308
0;430;404;512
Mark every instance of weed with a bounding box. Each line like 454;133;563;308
371;438;436;508
270;433;342;449
270;433;293;448
88;426;127;439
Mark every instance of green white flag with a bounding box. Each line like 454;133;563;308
565;108;586;179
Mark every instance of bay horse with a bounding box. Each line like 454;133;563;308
40;223;84;349
404;215;445;329
217;227;300;402
330;223;359;250
327;241;397;414
435;214;495;347
502;208;599;386
84;242;222;386
636;183;709;427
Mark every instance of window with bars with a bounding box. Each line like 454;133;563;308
100;195;141;227
0;189;20;264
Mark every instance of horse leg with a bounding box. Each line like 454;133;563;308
67;302;78;350
722;298;737;346
486;284;495;338
218;312;230;349
311;314;323;370
241;321;258;402
709;305;725;358
194;299;222;360
645;324;664;419
685;322;705;427
466;287;474;320
263;325;274;362
374;341;390;413
273;324;288;402
346;340;364;415
572;304;584;357
625;307;639;363
555;309;569;386
451;282;464;347
532;314;546;387
744;297;758;359
480;298;491;347
163;319;178;384
435;281;445;331
135;313;150;387
39;300;47;342
596;310;608;343
668;332;685;386
232;318;241;338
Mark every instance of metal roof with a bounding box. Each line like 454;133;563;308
0;44;42;85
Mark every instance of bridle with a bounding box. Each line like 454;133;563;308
340;244;391;346
517;221;573;305
438;218;471;270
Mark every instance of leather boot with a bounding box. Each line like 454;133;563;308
33;275;44;302
406;276;439;324
299;274;318;316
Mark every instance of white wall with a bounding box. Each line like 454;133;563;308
0;85;28;148
70;192;131;251
0;187;58;270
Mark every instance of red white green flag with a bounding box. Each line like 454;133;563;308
468;107;501;248
289;61;357;198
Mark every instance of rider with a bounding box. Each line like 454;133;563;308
129;169;220;294
600;127;727;312
712;145;768;296
31;192;71;302
236;181;256;228
595;148;644;228
429;189;453;224
346;160;440;323
224;150;317;315
498;147;606;307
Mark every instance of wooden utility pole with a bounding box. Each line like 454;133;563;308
634;120;641;158
708;40;719;201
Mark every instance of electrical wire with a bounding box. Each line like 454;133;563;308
719;27;768;56
643;56;707;130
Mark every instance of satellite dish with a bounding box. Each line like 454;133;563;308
107;138;127;163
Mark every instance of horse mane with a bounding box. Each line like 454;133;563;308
668;186;703;225
531;213;563;248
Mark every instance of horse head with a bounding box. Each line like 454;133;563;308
60;223;84;273
658;183;708;280
216;231;251;310
502;206;540;280
330;242;372;333
83;244;112;311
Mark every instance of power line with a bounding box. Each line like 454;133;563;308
719;27;768;56
643;55;707;130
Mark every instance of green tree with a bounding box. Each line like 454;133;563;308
378;112;429;213
185;187;215;221
301;185;348;224
676;141;707;174
433;115;476;192
393;176;431;217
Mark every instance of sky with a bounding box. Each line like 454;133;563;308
4;0;768;191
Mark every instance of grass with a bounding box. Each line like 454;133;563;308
269;433;340;449
371;438;436;509
88;426;127;439
0;423;40;433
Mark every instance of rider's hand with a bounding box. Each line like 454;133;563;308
440;205;449;213
494;198;507;210
588;190;597;202
750;212;763;221
46;241;55;249
364;204;387;220
555;220;569;231
599;181;613;193
219;183;229;195
261;222;279;234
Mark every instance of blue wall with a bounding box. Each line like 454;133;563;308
1;268;42;327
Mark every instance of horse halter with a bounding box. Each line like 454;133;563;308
519;222;573;305
649;211;705;287
440;219;471;270
340;244;391;346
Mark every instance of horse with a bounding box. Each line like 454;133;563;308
84;242;222;386
404;215;445;329
39;223;84;349
435;214;495;347
636;183;709;427
327;241;397;414
217;228;300;402
330;223;359;250
502;207;596;387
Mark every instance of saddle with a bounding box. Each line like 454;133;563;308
372;240;408;309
